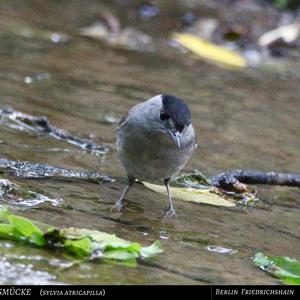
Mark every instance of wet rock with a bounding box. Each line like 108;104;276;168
0;157;113;183
0;177;64;209
0;157;113;208
0;257;59;284
0;179;15;197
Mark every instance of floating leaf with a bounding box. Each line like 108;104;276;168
58;228;163;262
0;208;163;265
0;224;14;239
7;215;46;246
172;33;247;68
7;215;43;237
143;182;235;207
103;249;139;261
60;228;131;247
141;241;164;258
172;171;259;207
280;276;300;285
0;179;15;197
253;252;300;285
30;232;47;247
64;237;93;258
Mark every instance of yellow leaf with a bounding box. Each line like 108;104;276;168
172;33;247;68
143;182;236;207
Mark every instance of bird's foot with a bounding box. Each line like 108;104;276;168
109;201;123;214
163;207;177;219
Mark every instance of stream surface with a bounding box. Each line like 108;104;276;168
0;0;299;284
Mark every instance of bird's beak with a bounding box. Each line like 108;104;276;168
169;130;181;148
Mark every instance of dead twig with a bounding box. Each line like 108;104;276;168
209;169;300;191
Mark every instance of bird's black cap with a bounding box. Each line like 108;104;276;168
161;94;191;132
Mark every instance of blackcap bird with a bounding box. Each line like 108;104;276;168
114;94;197;217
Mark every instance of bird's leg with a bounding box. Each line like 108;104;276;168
111;176;135;212
163;178;177;218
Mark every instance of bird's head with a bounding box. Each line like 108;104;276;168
157;94;192;148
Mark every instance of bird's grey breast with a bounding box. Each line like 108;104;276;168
117;99;196;181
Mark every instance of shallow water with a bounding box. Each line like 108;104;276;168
0;0;299;284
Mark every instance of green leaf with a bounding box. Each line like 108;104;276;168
268;255;300;275
279;276;300;285
61;228;130;246
8;215;43;237
126;242;141;253
60;227;163;263
0;224;14;239
0;208;163;265
253;252;300;285
103;242;141;260
64;237;92;258
31;231;46;247
103;249;139;260
7;214;45;246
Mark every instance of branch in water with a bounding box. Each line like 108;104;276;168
0;157;114;183
0;107;109;155
1;156;299;191
209;169;300;191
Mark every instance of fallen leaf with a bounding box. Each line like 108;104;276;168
253;252;300;285
143;182;235;207
0;208;163;265
64;237;93;258
7;214;46;246
59;228;162;260
172;32;247;68
140;241;163;258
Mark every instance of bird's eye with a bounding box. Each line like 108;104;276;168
160;112;169;121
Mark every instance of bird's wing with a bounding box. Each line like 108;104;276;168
117;102;144;130
117;115;128;130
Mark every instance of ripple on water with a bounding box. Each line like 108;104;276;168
0;257;58;285
0;178;64;209
206;245;238;254
15;194;64;209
